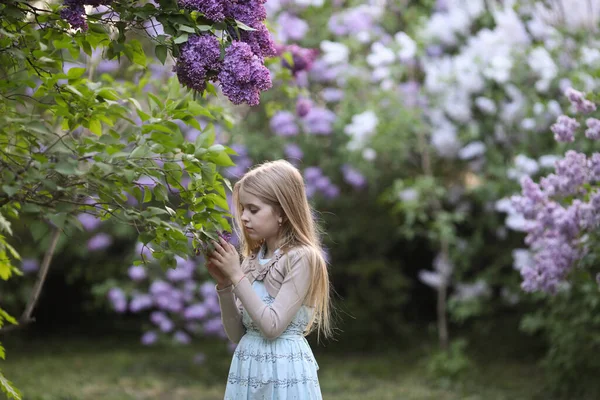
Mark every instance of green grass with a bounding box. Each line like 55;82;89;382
2;335;546;400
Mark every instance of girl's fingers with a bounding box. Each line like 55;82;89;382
212;240;226;255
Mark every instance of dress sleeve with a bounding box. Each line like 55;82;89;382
233;250;312;340
216;284;245;344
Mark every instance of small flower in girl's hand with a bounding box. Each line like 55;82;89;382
194;230;232;257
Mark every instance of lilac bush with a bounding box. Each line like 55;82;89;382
510;89;600;293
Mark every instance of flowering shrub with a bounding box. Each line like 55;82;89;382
510;89;600;293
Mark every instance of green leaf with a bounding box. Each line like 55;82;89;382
0;371;22;400
155;45;168;65
89;119;102;135
235;20;256;31
67;67;86;80
1;185;18;197
174;34;189;44
178;25;197;33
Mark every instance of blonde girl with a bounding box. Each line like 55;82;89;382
207;159;332;399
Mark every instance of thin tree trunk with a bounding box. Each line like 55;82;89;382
0;227;61;334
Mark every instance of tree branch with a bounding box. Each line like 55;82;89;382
0;226;61;335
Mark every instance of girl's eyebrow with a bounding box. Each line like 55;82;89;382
242;202;259;208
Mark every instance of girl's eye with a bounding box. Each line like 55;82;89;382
250;209;258;214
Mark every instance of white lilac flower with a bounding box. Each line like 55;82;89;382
362;147;377;161
581;46;600;66
538;155;560;168
394;32;417;61
319;41;349;65
398;188;418;202
507;154;540;181
528;47;558;92
512;249;533;271
475;97;496;114
452;280;490;301
431;122;460;159
458;141;486;160
367;42;396;68
344;111;379;151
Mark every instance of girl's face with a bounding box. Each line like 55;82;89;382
238;189;281;243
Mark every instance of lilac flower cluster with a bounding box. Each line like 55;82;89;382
511;105;600;292
175;34;222;93
218;42;272;106
108;243;232;351
565;87;597;114
61;0;112;31
551;115;579;142
277;44;319;77
303;166;340;199
178;0;225;22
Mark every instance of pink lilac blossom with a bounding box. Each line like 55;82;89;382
550;115;580;142
218;41;272;106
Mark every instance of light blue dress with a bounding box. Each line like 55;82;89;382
224;252;322;399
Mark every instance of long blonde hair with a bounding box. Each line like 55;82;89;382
232;159;333;341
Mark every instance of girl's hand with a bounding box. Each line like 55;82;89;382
205;259;231;289
208;236;244;283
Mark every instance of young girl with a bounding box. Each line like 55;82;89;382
206;159;332;399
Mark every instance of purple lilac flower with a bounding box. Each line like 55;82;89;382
128;265;147;281
585;118;600;140
166;256;194;282
304;167;323;182
184;303;209;320
78;213;101;231
284;143;304;161
278;44;319;76
179;0;225;22
175;34;222;93
87;233;112;251
108;288;127;313
341;164;367;189
323;184;340;199
173;330;191;344
551;115;580;142
540;150;589;196
135;242;154;260
302;107;336;135
130;294;153;312
194;353;206;365
218;42;272;106
141;331;158;345
21;259;39;274
321;88;344;102
296;97;312;117
565;87;597;114
150;311;168;325
203;317;224;335
150;280;172;296
238;24;277;58
270;111;298;136
276;13;309;42
226;0;266;26
589;153;600;182
61;0;112;30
